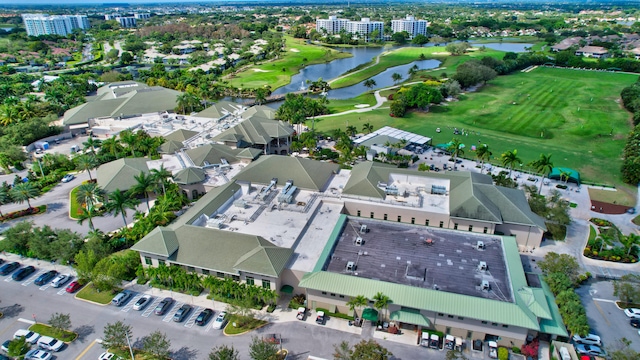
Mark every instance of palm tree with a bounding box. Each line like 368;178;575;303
82;137;102;155
346;125;358;138
408;64;419;77
105;189;140;227
622;233;640;256
0;103;18;126
529;153;554;194
346;295;368;318
76;182;105;213
130;171;156;210
10;182;39;210
597;233;614;253
363;79;377;91
0;186;9;216
475;144;492;174
392;72;403;85
362;123;374;134
447;138;464;165
559;169;572;184
373;292;391;322
101;135;123;159
500;149;522;177
119;129;138;157
150;165;173;195
77;206;99;231
76;154;99;181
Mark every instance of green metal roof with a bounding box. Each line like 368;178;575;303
549;167;580;184
196;100;240;119
96;157;150;193
241;105;276;120
480;186;547;230
158;140;184;154
185;144;247;167
212;116;294;145
314;215;348;272
234;155;339;191
173;167;206;185
390;309;431;327
173;181;241;227
537;275;569;337
164;129;198;143
517;287;552;320
131;226;179;257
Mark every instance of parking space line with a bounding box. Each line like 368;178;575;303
163;302;182;322
4;276;11;282
22;270;45;286
122;294;142;312
184;306;202;328
142;297;162;318
39;284;51;291
57;288;67;295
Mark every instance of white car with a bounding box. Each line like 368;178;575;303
133;295;152;311
13;329;40;344
572;333;601;346
212;311;227;329
624;308;640;318
37;336;64;352
99;352;119;360
50;274;71;288
24;349;52;360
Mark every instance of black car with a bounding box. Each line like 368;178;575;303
154;297;174;316
0;262;20;275
195;308;214;326
12;266;36;281
34;270;58;286
631;318;640;328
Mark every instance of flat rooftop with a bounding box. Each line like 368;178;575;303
325;217;514;303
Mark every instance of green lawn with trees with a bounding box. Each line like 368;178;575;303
312;67;637;188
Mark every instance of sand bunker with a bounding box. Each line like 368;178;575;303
252;69;270;73
289;48;300;52
431;52;450;55
354;104;370;108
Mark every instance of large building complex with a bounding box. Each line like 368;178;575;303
22;13;90;37
316;16;384;40
132;156;563;348
315;15;348;34
391;15;428;38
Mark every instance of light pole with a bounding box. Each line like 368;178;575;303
125;329;135;360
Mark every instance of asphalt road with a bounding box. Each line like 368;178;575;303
0;267;447;360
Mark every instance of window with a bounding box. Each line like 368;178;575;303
481;321;488;324
144;257;152;265
216;272;224;278
397;215;401;222
339;295;345;298
231;275;240;282
246;277;254;286
411;217;415;224
491;323;498;326
384;214;388;220
502;325;509;328
425;219;429;226
330;293;336;297
447;315;454;318
438;313;444;317
468;225;473;232
187;266;195;272
370;212;374;219
262;280;271;289
458;317;464;320
453;223;458;230
202;269;209;275
439;221;444;228
357;210;361;217
483;227;488;234
321;291;327;295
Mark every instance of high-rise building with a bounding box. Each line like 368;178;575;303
116;17;137;28
316;15;348;34
22;13;90;37
134;13;151;20
391;15;428;39
345;18;384;40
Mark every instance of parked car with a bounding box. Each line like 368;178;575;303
99;352;119;360
1;339;10;352
13;266;36;281
13;329;40;344
133;295;152;311
0;262;20;275
212;311;227;329
111;290;133;307
154;297;174;315
624;308;640;318
50;274;71;288
575;344;606;357
24;349;52;360
195;308;214;326
296;307;306;320
631;318;640;328
173;304;192;322
37;336;64;352
0;355;9;360
315;311;325;325
34;270;58;286
572;333;602;346
61;174;75;183
65;280;82;293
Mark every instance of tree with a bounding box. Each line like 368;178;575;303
142;331;171;359
346;125;358;138
447;138;464;164
475;144;492;173
373;292;391;321
102;321;132;350
500;149;521;177
150;165;173;195
346;295;368;317
363;79;377;91
10;182;39;210
7;337;30;358
351;339;392;360
105;189;139;227
74;249;99;283
75;154;99;181
0;185;10;216
130;171;155;210
120;51;134;65
333;341;352;360
608;337;640;360
209;345;240;360
48;313;71;335
248;335;278;360
391;31;409;44
82;137;102;155
391;72;403;85
529;154;554;194
538;252;581;284
559;169;572;184
412;34;429;45
613;274;640;304
362;123;374;134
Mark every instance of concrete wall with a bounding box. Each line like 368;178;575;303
280;268;307;295
25;132;73;152
495;223;544;250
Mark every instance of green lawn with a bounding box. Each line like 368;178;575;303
69;186;81;219
29;323;77;342
223;314;267;335
327;93;376;113
75;283;118;304
588;188;635;206
227;36;352;90
310;67;637;189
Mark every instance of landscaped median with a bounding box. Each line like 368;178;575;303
223;314;268;336
0;205;46;222
29;323;77;343
75;282;119;305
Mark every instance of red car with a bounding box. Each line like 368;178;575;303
65;281;82;293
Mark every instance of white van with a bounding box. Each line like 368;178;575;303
111;291;132;306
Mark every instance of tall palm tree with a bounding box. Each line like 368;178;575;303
447;138;464;165
119;129;138;157
559;169;572;184
105;189;140;227
500;149;522;177
0;103;18;126
362;123;374;134
529;153;554;194
623;233;640;256
130;172;156;210
76;182;105;213
373;292;391;322
77;206;99;231
0;186;10;216
101;135;123;159
363;79;377;91
76;154;99;181
150;165;173;195
82;137;102;155
10;182;40;210
346;125;358;138
392;72;403;85
475;144;492;174
346;295;368;318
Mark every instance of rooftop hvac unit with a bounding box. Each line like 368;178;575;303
481;280;490;291
477;241;485;250
346;261;356;271
355;237;364;246
431;185;447;195
360;224;368;234
478;261;488;271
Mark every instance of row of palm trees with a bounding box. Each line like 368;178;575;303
346;292;392;322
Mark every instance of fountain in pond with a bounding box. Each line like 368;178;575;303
299;81;307;91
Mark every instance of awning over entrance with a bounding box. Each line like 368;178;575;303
390;309;431;327
280;285;294;294
362;308;378;321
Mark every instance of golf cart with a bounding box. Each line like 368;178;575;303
488;341;498;358
429;334;440;349
445;335;455;350
420;332;430;347
296;307;306;320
